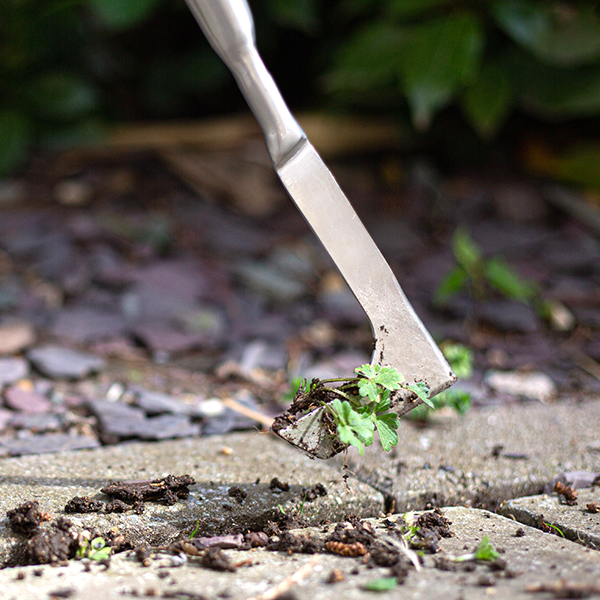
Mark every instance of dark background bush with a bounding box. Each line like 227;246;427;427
2;0;600;175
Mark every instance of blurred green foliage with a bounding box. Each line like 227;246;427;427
3;0;600;175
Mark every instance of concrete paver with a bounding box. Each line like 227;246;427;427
500;488;600;550
0;433;383;566
1;508;599;599
335;399;600;511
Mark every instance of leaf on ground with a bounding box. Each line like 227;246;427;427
473;535;500;561
363;576;398;591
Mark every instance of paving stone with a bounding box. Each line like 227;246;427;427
201;391;264;435
334;399;600;512
485;370;557;402
0;433;384;566
0;320;36;354
0;433;100;457
479;300;540;333
7;412;62;431
27;346;106;380
499;488;600;550
0;358;29;387
50;307;126;343
133;321;206;354
133;388;204;418
0;507;599;599
87;398;201;441
3;387;51;413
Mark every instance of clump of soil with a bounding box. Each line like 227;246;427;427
228;486;247;502
7;501;51;533
64;497;104;514
554;481;578;506
24;517;80;565
269;477;290;492
6;501;133;567
302;483;327;501
410;508;454;552
101;474;195;506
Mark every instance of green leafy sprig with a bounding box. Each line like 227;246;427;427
315;364;431;455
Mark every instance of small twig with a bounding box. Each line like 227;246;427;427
221;397;274;428
244;555;321;600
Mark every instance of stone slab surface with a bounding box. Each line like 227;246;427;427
500;488;600;550
1;508;599;599
335;399;600;511
0;433;384;566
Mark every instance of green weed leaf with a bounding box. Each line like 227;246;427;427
363;576;398;591
433;266;468;305
484;257;537;303
441;343;474;379
407;382;432;407
473;535;500;561
452;228;483;274
374;413;399;451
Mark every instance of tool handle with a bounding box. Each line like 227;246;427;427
184;0;305;165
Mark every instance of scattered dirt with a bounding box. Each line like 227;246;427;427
525;580;600;598
64;497;104;514
227;486;247;503
554;481;578;506
5;500;135;567
269;477;290;493
200;547;237;572
7;501;51;534
586;502;599;513
302;483;327;502
101;474;195;506
326;568;345;583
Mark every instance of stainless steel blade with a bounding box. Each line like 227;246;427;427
184;0;456;458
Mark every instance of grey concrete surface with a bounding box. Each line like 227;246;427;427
0;433;383;566
500;488;600;550
1;508;599;600
335;398;600;511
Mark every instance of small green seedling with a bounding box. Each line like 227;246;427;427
408;342;473;422
400;511;420;545
362;577;398;592
453;535;499;562
545;523;565;538
76;537;111;561
434;228;537;306
316;364;431;455
190;520;200;539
